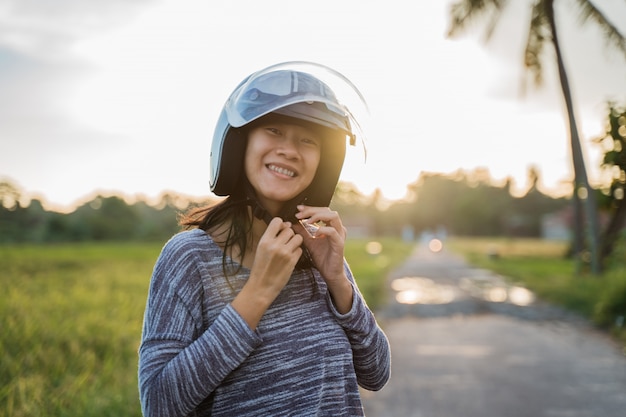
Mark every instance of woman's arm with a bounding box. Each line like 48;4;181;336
294;206;391;390
329;263;391;391
138;235;262;417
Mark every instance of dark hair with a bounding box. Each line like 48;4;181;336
180;192;249;269
179;179;316;285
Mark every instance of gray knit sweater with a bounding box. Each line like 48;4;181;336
138;229;390;417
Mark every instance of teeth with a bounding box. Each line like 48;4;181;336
269;164;295;177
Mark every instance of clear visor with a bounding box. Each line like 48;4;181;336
224;61;369;147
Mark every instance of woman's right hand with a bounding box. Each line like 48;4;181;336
231;217;303;329
251;218;303;294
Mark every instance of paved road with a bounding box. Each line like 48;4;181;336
361;243;626;417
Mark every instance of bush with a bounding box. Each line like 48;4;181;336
593;270;626;345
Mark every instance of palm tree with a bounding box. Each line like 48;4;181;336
447;0;626;274
595;104;626;260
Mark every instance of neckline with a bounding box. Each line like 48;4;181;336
196;228;252;273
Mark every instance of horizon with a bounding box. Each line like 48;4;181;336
1;0;624;211
2;165;575;214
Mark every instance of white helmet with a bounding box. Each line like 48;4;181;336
209;61;367;218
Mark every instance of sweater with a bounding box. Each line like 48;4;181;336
138;229;390;417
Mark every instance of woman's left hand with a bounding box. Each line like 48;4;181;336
294;205;353;313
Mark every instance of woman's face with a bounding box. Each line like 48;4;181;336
244;120;322;216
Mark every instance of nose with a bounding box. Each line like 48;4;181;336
276;136;300;159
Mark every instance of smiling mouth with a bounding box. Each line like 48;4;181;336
268;164;296;177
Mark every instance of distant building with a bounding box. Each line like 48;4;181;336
541;209;571;241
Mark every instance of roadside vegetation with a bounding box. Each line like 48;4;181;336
447;237;626;350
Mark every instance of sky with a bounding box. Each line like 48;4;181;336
1;0;625;212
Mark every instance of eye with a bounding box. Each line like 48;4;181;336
301;136;321;147
265;127;282;136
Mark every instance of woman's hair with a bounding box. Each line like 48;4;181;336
180;182;253;275
179;178;315;282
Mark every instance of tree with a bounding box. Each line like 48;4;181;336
0;181;21;210
595;103;626;260
399;169;568;237
71;196;140;240
447;0;626;274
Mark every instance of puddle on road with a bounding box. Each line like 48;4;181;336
507;286;535;306
391;275;535;306
460;275;536;306
391;277;456;305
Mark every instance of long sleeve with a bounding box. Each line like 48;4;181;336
328;262;391;391
138;234;262;417
139;230;388;417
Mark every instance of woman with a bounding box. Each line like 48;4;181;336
138;62;391;417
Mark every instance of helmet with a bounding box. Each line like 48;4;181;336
209;61;367;218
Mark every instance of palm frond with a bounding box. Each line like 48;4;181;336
447;0;508;38
483;4;506;41
523;1;551;86
573;0;626;58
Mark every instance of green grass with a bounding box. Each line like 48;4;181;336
446;237;626;349
344;238;415;310
0;243;158;417
0;237;413;417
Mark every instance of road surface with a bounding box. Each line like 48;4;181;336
361;243;626;417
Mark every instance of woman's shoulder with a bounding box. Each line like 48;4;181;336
163;228;215;250
157;229;220;266
149;230;219;328
151;229;224;290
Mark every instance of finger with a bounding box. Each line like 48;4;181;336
277;224;303;247
313;211;344;234
298;206;341;223
266;219;300;241
295;206;329;225
295;205;326;220
289;235;304;252
297;212;345;241
264;217;286;237
312;225;343;241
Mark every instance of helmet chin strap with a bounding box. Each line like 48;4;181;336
241;179;270;224
247;196;308;225
244;178;308;225
249;199;274;224
242;180;315;269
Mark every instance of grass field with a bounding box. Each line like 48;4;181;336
447;237;626;349
1;243;157;417
0;237;413;417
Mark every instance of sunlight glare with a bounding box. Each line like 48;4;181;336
365;241;383;255
485;287;508;303
428;238;443;253
391;277;456;305
508;286;535;306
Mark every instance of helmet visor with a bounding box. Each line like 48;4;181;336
224;61;369;144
